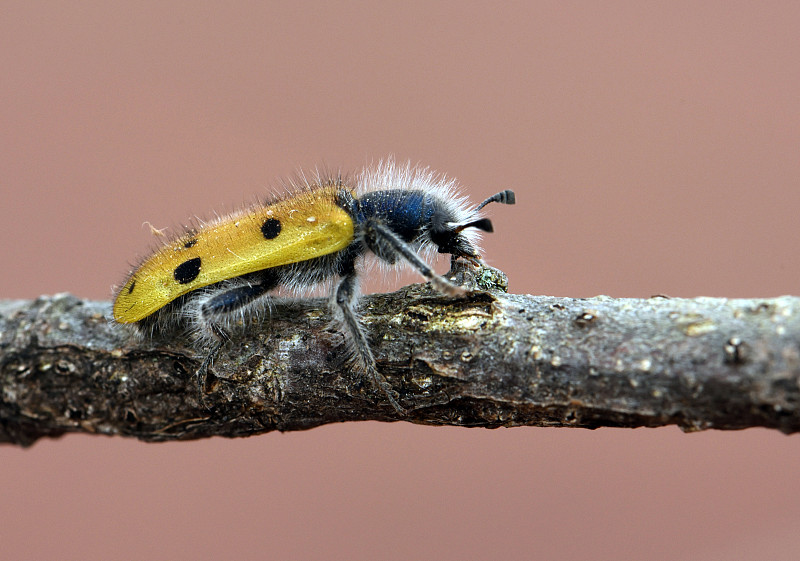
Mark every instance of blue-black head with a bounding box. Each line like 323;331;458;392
428;189;516;261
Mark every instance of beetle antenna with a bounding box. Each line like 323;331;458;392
474;189;515;212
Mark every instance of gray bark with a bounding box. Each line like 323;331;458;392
1;266;799;446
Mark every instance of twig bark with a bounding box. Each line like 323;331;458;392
1;266;799;446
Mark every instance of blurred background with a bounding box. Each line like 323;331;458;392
2;2;799;559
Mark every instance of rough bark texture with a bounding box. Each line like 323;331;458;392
1;266;799;446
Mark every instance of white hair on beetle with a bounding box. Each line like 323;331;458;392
358;158;485;257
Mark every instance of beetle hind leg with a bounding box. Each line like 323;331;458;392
191;273;280;407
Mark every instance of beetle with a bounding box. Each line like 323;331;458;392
113;160;515;412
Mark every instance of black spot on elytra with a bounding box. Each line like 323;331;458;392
127;280;136;294
261;218;281;240
174;257;202;284
184;238;197;248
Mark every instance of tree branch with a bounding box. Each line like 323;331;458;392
2;266;799;446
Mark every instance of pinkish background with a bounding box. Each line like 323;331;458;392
2;3;800;560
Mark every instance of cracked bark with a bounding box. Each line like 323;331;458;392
1;266;799;447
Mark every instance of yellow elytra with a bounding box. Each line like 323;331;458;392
113;185;354;323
